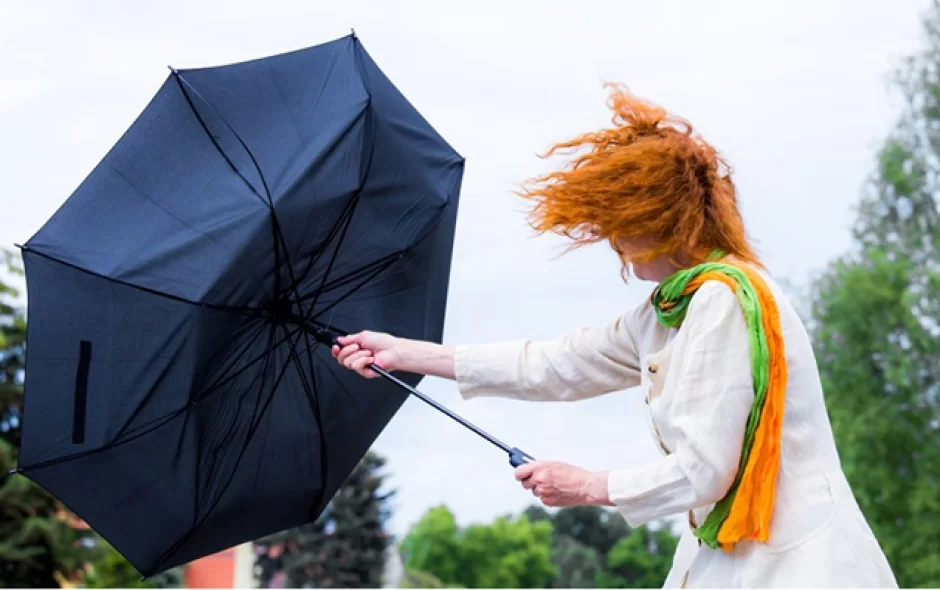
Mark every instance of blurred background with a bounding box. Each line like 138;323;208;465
1;0;937;587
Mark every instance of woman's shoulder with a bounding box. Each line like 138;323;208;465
687;264;807;335
623;295;673;351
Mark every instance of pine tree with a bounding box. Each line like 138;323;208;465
255;450;394;588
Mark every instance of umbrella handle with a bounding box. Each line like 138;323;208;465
508;447;533;467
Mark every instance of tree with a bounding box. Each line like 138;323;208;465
398;505;462;586
550;534;602;588
596;525;678;589
517;504;682;588
0;248;26;449
254;450;394;588
551;506;628;559
401;506;556;588
807;2;940;586
545;506;629;588
399;567;444;589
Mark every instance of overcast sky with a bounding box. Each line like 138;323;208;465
0;1;929;538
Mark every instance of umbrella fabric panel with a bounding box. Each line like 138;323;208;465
20;251;334;572
20;250;206;462
171;36;372;206
26;76;272;306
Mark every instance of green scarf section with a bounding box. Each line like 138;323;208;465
649;258;772;549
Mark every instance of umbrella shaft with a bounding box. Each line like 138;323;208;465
367;364;514;454
294;318;524;460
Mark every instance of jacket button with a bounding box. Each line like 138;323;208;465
648;362;659;374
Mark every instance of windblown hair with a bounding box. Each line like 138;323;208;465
519;84;761;273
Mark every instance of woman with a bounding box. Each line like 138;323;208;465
331;86;897;588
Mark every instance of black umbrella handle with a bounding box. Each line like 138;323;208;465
508;447;533;467
305;323;533;468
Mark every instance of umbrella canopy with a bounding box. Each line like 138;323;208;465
16;33;464;575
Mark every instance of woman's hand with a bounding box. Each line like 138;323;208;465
331;332;458;381
515;460;612;507
331;331;402;379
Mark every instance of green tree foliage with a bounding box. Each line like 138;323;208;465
552;506;628;560
400;505;556;588
596;525;678;589
402;504;679;589
399;567;444;589
547;506;628;588
807;2;940;586
550;534;602;588
544;506;676;589
0;249;26;448
398;506;462;586
254;451;394;588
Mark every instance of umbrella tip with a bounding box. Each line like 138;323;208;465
167;65;179;76
350;28;357;39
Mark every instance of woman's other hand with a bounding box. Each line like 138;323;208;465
331;331;401;378
515;460;612;507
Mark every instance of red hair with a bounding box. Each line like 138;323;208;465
519;84;761;272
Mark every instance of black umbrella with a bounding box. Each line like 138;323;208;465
13;32;531;576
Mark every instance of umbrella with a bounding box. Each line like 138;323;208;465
13;32;531;576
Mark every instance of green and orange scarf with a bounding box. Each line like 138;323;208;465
650;254;786;552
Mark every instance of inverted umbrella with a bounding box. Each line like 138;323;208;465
13;32;531;576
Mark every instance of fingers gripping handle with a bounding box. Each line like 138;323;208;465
311;326;341;346
509;447;533;468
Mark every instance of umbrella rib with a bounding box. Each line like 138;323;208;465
171;69;301;307
16;323;301;474
298;193;358;320
20;246;263;317
109;318;265;445
194;322;276;524
309;254;402;321
294;331;331;520
170;70;268;207
280;192;359;301
146;322;304;576
294;101;378;318
294;250;405;304
18;404;185;473
204;321;276;515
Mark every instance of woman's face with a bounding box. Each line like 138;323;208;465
614;237;680;283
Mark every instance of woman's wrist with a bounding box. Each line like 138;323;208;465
581;470;614;506
393;337;457;380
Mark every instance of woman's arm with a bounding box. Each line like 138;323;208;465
332;308;644;402
392;338;458;380
332;332;457;379
452;315;642;401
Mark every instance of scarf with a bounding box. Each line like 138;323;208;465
650;255;787;551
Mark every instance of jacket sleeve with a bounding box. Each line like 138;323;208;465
607;281;756;527
453;310;643;402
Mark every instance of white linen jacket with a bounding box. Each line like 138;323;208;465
453;274;897;587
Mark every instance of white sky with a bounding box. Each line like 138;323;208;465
0;0;928;538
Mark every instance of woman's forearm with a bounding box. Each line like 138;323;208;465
394;337;456;380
